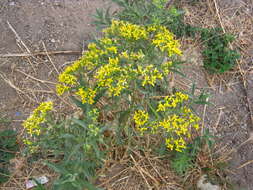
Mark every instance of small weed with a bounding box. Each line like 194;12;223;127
0;115;11;126
171;129;215;175
200;28;240;73
0;129;19;184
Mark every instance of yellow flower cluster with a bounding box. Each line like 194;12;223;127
103;21;181;57
138;65;163;86
75;88;97;104
56;20;182;98
23;101;53;136
56;84;70;96
157;107;200;151
151;25;182;56
157;92;189;111
58;72;77;85
161;61;173;74
133;110;149;131
120;50;145;60
56;37;120;96
104;20;148;40
95;57;128;96
165;137;186;152
56;61;81;95
133;92;200;152
88;124;100;137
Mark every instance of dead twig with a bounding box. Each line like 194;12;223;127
213;0;226;33
130;154;153;189
0;72;37;103
238;160;253;169
16;69;57;85
42;42;60;75
201;97;209;135
7;21;32;54
0;50;81;58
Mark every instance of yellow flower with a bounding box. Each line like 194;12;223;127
162;61;173;74
130;50;145;60
56;84;70;96
62;61;82;74
100;38;113;45
104;20;148;40
23;101;53;136
165;138;175;150
157;92;189;111
147;25;157;32
23;139;38;153
88;124;100;137
151;25;182;57
120;51;129;59
106;46;118;54
109;57;119;65
111;78;128;96
138;65;163;86
88;43;97;50
95;57;120;87
133;110;149;127
166;136;187;152
174;137;187;152
58;72;77;85
95;57;129;96
75;88;97;104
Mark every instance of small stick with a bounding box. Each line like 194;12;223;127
7;21;32;54
0;50;81;58
214;108;224;132
0;73;37;103
16;69;57;85
238;63;253;130
97;168;128;187
147;156;167;184
130;154;152;189
228;132;253;155
42;42;60;75
237;160;253;169
213;0;226;33
201;97;209;135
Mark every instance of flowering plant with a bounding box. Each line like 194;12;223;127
54;20;201;152
56;20;181;98
22;19;206;189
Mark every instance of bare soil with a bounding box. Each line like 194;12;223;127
0;0;115;129
0;0;252;189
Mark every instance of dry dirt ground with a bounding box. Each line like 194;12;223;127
0;0;116;127
0;0;252;189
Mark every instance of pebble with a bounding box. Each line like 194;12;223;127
197;175;221;190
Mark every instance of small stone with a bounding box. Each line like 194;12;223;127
9;2;15;6
197;175;221;190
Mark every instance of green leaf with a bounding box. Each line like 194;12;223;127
71;118;87;129
147;101;159;119
45;162;68;175
171;151;194;175
118;109;132;125
70;96;86;110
